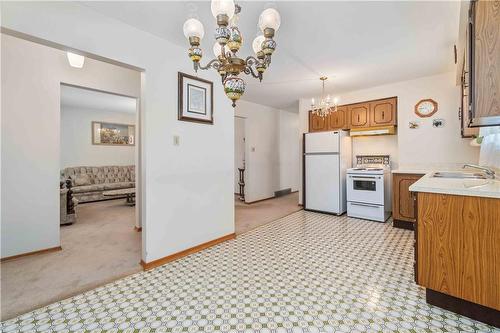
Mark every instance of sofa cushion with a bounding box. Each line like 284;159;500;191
62;165;135;185
72;174;91;186
72;184;106;193
103;182;135;190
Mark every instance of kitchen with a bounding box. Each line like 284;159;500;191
300;0;499;327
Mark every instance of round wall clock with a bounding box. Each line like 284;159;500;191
415;99;438;118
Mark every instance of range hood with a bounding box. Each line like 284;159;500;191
349;126;396;137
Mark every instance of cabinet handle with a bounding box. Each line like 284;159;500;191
357;114;360;122
382;111;385;118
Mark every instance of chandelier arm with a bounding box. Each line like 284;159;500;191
244;55;260;67
197;58;222;71
243;66;260;79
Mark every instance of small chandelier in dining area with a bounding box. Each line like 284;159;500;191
183;0;281;107
311;77;339;117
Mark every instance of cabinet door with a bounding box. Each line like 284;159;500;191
348;103;369;128
370;98;397;126
470;0;500;126
417;192;500;310
328;106;347;130
392;173;424;223
309;111;328;132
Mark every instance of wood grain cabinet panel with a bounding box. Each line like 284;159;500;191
328;106;348;130
416;192;500;310
348;103;369;128
308;111;328;132
392;173;423;225
370;98;397;126
473;0;500;122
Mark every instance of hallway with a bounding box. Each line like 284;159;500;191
235;192;301;234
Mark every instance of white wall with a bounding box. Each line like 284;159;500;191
235;100;279;203
234;100;300;203
61;107;136;168
1;1;234;263
234;117;245;194
279;109;300;193
298;72;480;203
1;34;141;258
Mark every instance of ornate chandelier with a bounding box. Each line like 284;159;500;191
183;0;281;107
310;77;339;117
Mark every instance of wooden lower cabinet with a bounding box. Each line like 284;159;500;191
392;173;424;229
416;192;500;311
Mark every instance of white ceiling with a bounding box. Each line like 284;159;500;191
61;85;137;113
81;1;460;110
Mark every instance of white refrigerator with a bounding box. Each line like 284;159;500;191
304;131;352;215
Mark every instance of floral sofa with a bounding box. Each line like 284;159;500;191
61;165;135;203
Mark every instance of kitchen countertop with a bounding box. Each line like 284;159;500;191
391;169;429;174
409;172;500;199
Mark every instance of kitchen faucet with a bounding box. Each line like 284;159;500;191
463;164;496;179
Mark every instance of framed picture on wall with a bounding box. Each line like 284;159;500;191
92;121;135;146
178;72;213;124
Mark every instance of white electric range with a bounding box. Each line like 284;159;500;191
346;155;392;222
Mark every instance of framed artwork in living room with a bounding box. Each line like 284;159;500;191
92;121;135;146
178;72;213;124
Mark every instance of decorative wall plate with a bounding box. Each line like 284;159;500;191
414;99;438;118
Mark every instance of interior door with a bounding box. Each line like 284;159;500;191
305;154;340;213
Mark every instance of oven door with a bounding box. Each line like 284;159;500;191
347;174;384;205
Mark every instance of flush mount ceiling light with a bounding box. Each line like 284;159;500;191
66;52;85;68
310;77;339;117
183;0;281;107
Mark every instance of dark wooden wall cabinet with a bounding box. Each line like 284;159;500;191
392;173;424;230
309;97;397;133
466;0;500;127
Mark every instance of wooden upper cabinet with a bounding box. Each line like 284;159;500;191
348;103;369;128
370;98;397;126
469;0;500;126
308;111;328;132
328;106;348;130
307;96;398;133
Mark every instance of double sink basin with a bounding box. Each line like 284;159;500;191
432;171;489;180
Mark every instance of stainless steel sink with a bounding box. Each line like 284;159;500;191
432;171;488;179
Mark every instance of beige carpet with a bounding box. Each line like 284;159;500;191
235;192;302;234
1;199;142;320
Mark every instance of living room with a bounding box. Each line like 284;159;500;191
1;33;143;319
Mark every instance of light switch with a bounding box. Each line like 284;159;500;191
173;135;180;146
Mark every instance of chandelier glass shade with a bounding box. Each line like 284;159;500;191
183;0;280;107
311;77;339;117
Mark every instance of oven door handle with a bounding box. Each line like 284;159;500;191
349;176;380;180
350;202;381;208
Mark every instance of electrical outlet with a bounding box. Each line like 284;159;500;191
173;135;180;146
